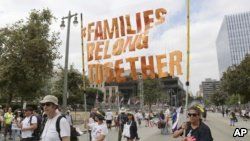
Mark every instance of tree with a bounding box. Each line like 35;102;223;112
52;65;103;109
143;78;162;110
0;9;61;106
225;94;239;106
210;91;227;106
220;54;250;103
86;88;103;109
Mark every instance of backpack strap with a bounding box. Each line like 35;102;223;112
56;115;64;141
29;115;33;124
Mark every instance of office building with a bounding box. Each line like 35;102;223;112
200;78;220;100
216;12;250;77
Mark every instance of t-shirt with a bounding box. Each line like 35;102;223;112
12;117;21;130
184;122;213;141
4;112;13;124
65;114;73;125
21;116;37;138
41;114;70;141
90;123;108;141
135;113;143;120
88;118;95;130
105;112;113;120
145;113;149;119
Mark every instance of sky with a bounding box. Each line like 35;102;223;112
0;0;249;95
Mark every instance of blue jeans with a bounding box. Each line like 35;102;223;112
12;129;20;141
230;119;235;126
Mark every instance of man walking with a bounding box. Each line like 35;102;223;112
105;109;113;130
65;110;73;126
40;95;70;141
117;107;127;141
19;107;38;141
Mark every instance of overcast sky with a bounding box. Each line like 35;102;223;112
0;0;249;94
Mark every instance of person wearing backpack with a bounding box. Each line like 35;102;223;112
32;110;42;140
40;95;70;141
19;107;38;141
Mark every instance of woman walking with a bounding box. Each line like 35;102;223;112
12;111;22;141
122;112;139;141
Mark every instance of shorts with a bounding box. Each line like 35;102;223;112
106;120;112;124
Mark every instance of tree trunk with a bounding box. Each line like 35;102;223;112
7;93;13;108
21;97;24;109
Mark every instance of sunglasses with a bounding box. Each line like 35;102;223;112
41;102;53;107
188;113;198;117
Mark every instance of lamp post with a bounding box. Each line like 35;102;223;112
60;11;78;113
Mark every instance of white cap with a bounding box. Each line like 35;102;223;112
40;95;58;105
119;107;126;113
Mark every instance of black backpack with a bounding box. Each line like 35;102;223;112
56;115;80;141
29;115;42;140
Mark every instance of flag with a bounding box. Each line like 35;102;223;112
127;98;130;105
115;96;118;104
120;97;124;104
172;107;182;131
135;100;140;105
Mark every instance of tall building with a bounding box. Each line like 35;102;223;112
216;12;250;77
200;78;220;100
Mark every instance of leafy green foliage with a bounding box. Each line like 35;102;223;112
52;65;103;108
0;9;60;105
225;94;239;106
143;78;162;109
210;90;227;106
220;54;250;103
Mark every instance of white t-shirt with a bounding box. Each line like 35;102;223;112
12;117;21;130
135;113;143;120
145;113;149;119
21;115;37;138
65;114;73;125
88;118;95;130
105;112;113;120
41;114;70;141
90;122;108;141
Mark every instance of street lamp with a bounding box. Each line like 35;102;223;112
60;11;78;114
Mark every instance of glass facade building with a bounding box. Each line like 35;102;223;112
216;12;250;77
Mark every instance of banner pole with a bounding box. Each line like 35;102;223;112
184;0;191;136
80;13;87;112
80;13;88;134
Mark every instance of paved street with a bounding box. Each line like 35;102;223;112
0;112;249;141
77;112;250;141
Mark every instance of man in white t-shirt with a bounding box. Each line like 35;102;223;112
89;111;108;141
135;110;143;126
20;107;38;141
65;110;73;126
105;109;113;130
40;95;70;141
